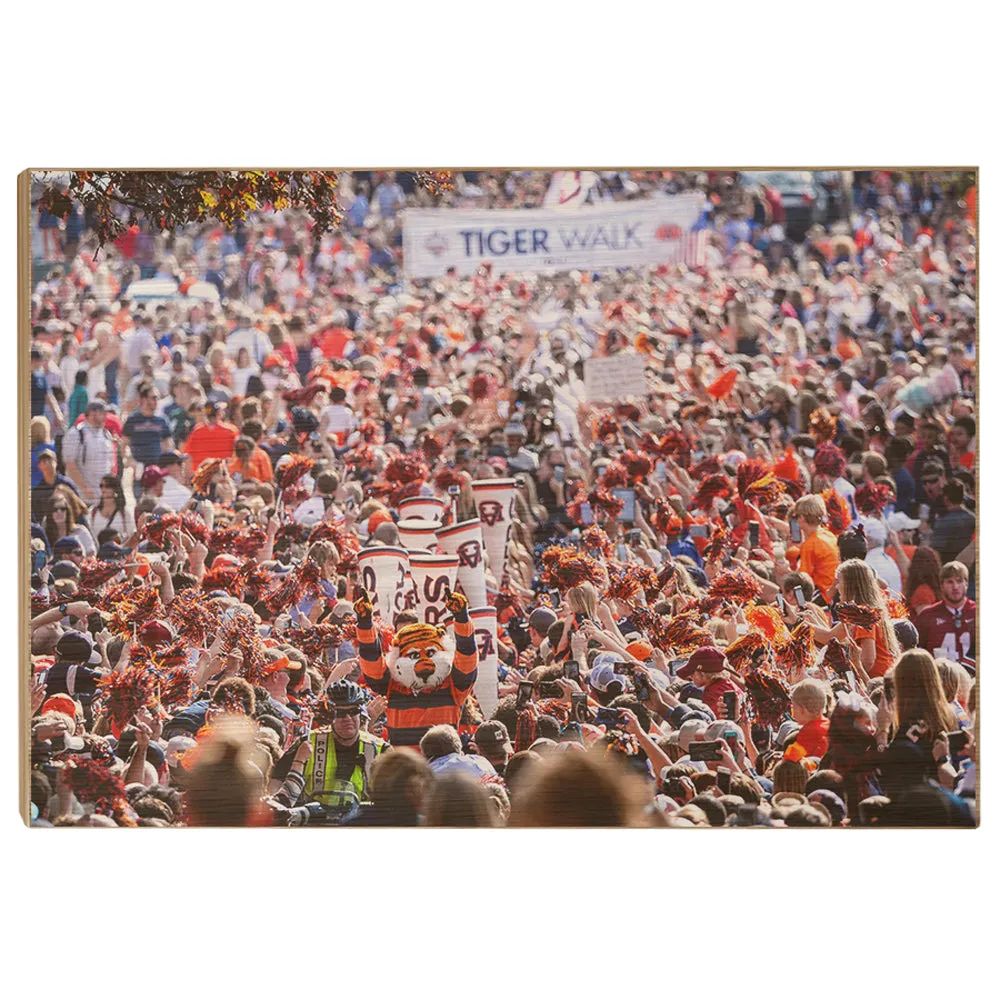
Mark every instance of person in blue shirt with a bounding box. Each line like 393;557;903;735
122;384;174;471
346;181;370;230
668;531;704;568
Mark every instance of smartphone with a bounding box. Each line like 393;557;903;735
579;501;595;526
790;519;802;543
570;692;588;723
634;673;651;702
595;707;629;729
655;461;667;481
549;590;561;610
726;513;738;530
627;528;642;546
553;466;565;484
794;587;806;609
86;612;104;637
448;485;461;497
748;522;760;548
616;543;628;561
919;503;930;520
689;524;709;538
516;681;534;711
33;549;47;573
688;740;724;762
722;690;738;721
724;732;740;757
668;657;688;674
565;660;580;682
716;766;732;794
776;592;786;615
612;488;637;523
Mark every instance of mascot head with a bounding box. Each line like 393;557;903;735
386;623;456;693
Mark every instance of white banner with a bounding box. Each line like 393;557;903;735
584;354;648;401
403;195;706;279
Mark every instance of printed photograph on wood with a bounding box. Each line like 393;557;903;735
22;168;977;827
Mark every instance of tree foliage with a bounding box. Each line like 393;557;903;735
36;169;455;250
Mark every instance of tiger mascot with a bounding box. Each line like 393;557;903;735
355;586;479;747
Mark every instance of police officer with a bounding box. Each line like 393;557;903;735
273;681;386;818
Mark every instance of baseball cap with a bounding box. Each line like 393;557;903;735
53;536;84;556
86;399;107;413
41;694;80;719
528;607;557;634
676;646;726;680
56;630;102;666
475;721;514;756
891;351;909;365
140;466;169;489
504;421;527;437
165;735;197;770
38;448;57;462
589;661;628;694
674;719;708;751
887;511;921;531
139;619;174;647
51;560;80;580
98;542;131;561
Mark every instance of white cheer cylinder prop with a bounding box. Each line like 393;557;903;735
397;518;440;552
357;546;411;622
435;518;487;609
408;551;460;626
470;479;518;585
398;495;448;523
469;605;499;720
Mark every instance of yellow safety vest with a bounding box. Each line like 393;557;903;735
303;730;386;807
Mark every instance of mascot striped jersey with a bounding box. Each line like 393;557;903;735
355;586;479;747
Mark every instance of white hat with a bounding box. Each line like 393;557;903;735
862;517;887;546
887;511;921;531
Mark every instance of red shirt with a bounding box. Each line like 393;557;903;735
700;676;742;719
183;420;239;470
784;717;830;761
915;599;976;661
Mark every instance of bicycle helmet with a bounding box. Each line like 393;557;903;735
326;680;365;707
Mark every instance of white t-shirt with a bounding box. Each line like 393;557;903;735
319;404;358;437
865;547;902;595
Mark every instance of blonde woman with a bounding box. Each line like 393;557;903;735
832;559;901;680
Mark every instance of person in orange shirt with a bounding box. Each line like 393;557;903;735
832;559;902;680
793;495;840;601
183;401;239;472
228;434;274;483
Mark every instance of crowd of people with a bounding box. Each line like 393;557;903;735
27;169;977;827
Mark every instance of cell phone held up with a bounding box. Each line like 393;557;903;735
516;681;534;711
722;690;738;721
789;519;802;544
570;692;588;724
748;521;760;549
716;766;732;794
688;740;725;763
564;660;580;682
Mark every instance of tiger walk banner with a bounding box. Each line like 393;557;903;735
402;194;706;279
